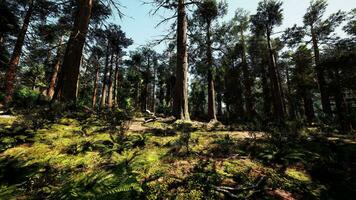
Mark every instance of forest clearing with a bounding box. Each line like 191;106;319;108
1;0;356;199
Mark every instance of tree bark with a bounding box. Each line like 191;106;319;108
92;58;100;108
266;30;285;122
311;26;332;117
206;22;216;121
100;43;111;108
173;0;190;120
285;64;296;119
152;64;156;113
240;28;254;120
303;89;315;124
261;63;272;121
331;68;352;133
217;92;222;116
4;2;34;105
113;55;120;107
47;36;64;99
55;0;93;102
107;54;115;109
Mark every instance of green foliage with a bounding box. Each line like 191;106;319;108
1;110;356;199
12;86;46;108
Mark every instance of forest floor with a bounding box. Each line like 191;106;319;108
0;109;355;199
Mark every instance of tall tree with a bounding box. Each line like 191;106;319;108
251;0;285;123
3;1;34;105
232;9;255;120
292;45;316;123
195;0;219;120
173;0;190;120
303;0;346;117
3;0;57;105
54;0;93;102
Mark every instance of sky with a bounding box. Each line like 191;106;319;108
112;0;355;53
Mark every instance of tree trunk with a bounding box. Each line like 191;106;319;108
152;65;156;113
113;55;120;107
4;2;34;105
206;22;216;121
331;68;352;133
261;64;271;120
47;36;64;99
311;26;332;117
100;43;111;108
234;66;245;120
217;92;222;116
107;54;115;109
55;0;92;102
266;30;285;122
285;64;296;119
303;89;315;124
173;0;190;120
240;28;254;120
92;58;100;108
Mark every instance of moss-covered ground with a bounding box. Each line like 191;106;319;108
0;110;355;199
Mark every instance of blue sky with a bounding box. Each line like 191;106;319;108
112;0;355;53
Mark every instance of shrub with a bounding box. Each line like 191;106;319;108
13;86;41;108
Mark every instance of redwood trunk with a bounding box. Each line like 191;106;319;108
4;2;34;105
173;0;190;120
55;0;93;102
47;37;64;99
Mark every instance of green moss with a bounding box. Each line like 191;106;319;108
285;168;311;183
0;116;17;126
57;118;80;126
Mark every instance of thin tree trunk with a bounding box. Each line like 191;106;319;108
92;58;100;108
234;66;245;120
331;68;352;133
206;22;216;121
266;30;285;122
54;0;93;102
100;43;111;108
4;2;34;105
217;92;222;116
173;0;190;120
261;64;271;120
47;36;64;99
240;28;254;120
275;53;287;116
285;64;296;119
152;65;156;113
113;55;120;107
303;89;315;124
311;26;332;117
108;54;115;109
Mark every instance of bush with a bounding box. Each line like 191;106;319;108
13;86;41;108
